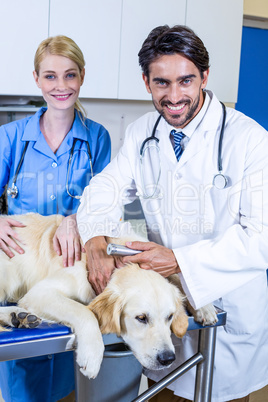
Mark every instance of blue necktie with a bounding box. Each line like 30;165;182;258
171;130;185;161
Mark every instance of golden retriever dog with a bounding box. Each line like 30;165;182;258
0;213;217;378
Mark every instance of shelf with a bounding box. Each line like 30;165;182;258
0;106;40;113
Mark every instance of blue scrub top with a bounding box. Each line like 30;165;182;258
0;108;111;402
0;107;111;216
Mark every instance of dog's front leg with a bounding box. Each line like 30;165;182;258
19;273;104;379
0;306;41;330
188;303;218;326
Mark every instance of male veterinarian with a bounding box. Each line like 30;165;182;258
77;25;268;402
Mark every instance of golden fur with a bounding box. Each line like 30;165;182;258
0;213;217;377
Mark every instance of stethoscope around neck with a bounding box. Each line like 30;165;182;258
137;101;228;199
212;101;228;190
7;138;93;200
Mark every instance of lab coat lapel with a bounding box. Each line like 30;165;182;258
176;96;223;169
156;118;178;165
178;130;208;168
156;117;210;168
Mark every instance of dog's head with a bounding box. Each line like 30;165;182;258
88;264;188;370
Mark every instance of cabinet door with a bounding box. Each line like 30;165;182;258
118;0;187;100
186;0;243;103
49;0;122;99
0;1;49;96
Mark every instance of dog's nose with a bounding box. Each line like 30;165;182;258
157;351;176;366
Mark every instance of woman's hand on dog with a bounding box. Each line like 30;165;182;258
0;216;26;258
84;236;116;295
53;214;85;268
122;241;181;277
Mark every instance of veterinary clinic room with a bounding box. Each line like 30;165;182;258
1;0;268;401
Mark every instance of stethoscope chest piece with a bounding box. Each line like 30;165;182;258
6;183;19;198
213;173;228;190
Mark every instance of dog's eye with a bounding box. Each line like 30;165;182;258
135;315;148;324
168;314;173;321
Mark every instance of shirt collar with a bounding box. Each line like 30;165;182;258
21;107;88;142
21;107;46;141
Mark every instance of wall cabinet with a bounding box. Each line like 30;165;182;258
118;0;186;100
0;0;49;96
186;0;243;103
0;0;243;103
49;0;122;99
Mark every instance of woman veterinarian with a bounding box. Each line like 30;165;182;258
0;36;111;402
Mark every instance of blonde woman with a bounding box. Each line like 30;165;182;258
0;36;111;401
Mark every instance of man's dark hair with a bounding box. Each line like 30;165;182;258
138;25;210;79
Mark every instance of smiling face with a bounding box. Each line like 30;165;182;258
143;53;209;129
33;53;85;112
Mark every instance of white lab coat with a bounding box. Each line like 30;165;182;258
77;91;268;401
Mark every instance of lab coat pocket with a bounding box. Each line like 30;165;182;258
69;168;92;197
222;274;267;335
203;185;231;233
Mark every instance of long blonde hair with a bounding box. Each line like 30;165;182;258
34;35;86;118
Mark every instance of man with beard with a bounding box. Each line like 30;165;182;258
77;25;268;402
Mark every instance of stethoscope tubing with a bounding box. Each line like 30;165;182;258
139;115;161;156
7;138;93;199
217;102;227;173
11;141;30;188
66;138;93;199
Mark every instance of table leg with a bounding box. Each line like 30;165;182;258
194;327;217;402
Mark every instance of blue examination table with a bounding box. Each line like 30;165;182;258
0;308;226;402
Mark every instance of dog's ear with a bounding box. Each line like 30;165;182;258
88;288;123;336
171;298;189;338
167;276;189;338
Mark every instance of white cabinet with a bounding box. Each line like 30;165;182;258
0;0;243;103
0;1;49;96
49;0;122;99
118;0;187;100
119;0;243;102
186;0;244;103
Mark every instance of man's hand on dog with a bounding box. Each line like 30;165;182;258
85;236;116;295
122;241;181;277
0;216;25;258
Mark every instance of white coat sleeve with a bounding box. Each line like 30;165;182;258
174;126;268;310
77;127;138;245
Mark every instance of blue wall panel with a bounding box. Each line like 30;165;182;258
236;27;268;130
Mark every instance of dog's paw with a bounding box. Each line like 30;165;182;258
76;338;104;379
193;304;218;326
10;311;42;329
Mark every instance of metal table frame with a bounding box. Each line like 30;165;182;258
0;308;226;402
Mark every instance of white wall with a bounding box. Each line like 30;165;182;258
80;98;154;158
